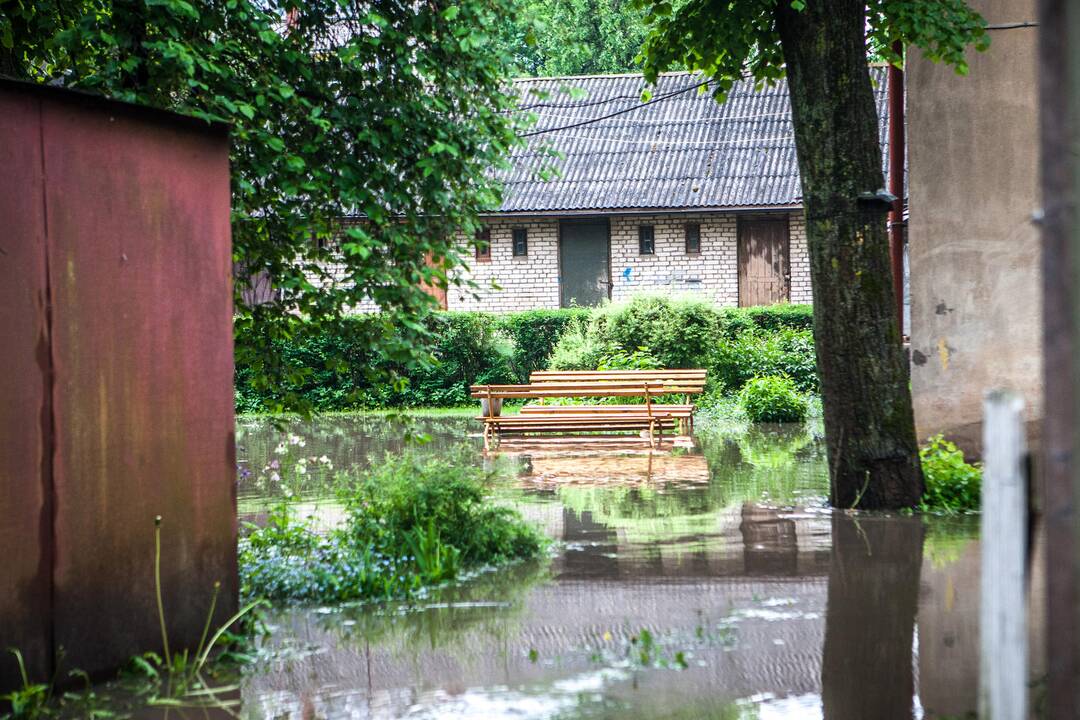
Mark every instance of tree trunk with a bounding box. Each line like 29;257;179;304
776;0;923;509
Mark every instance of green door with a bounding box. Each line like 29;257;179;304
559;219;610;307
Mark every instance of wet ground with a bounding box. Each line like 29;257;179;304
226;414;989;720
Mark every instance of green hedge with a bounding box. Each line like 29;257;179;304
235;300;816;412
236;308;589;411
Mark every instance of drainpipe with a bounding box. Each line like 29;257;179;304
888;41;906;338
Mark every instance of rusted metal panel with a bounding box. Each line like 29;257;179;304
0;88;54;691
0;79;236;687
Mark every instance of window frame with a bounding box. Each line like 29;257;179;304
512;228;528;257
638;225;655;255
684;223;701;254
475;227;492;262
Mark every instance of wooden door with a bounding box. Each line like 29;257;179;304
738;218;790;306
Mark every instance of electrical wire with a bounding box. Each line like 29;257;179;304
985;21;1038;30
518;79;714;137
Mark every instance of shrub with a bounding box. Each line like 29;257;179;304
596;295;721;369
919;435;982;513
711;327;817;393
597;346;662;370
497;308;590;379
237;312;525;410
239;447;545;603
738;376;808;423
234;299;818;411
721;304;813;334
548;317;609;370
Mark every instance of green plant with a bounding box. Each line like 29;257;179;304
239;447;546;603
597;346;662;371
547;316;609;371
142;516;264;713
497;309;591;378
919;435;982;513
595;295;721;369
1;649;49;719
738;376;808;423
710;327;817;394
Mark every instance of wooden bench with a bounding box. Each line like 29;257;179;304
471;381;674;450
527;369;706;434
470;369;707;449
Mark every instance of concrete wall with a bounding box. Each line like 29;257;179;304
907;0;1041;452
449;211;811;312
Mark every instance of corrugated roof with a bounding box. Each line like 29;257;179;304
498;68;890;213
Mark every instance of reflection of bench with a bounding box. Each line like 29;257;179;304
470;370;706;450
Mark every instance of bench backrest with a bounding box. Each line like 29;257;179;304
529;369;706;394
470;381;668;401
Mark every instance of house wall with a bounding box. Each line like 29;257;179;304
906;0;1041;454
448;210;811;312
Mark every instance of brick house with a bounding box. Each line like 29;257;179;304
447;69;892;312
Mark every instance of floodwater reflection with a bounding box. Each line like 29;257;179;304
225;416;991;719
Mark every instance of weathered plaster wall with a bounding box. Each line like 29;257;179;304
907;0;1041;452
448;211;810;312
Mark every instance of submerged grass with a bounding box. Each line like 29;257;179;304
239;445;546;604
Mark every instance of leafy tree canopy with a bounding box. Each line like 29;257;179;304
496;0;656;76
1;0;525;412
634;0;989;94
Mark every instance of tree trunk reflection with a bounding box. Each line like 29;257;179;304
822;513;924;720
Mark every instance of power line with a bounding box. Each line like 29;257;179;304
516;91;655;112
985;21;1038;30
518;79;714;138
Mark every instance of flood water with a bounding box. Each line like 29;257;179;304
224;414;1001;720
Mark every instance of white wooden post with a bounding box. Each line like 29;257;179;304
979;389;1028;720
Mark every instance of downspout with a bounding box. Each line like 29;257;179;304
888;41;906;338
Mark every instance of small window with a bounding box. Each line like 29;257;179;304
685;223;701;254
638;225;655;255
512;228;528;257
475;228;491;262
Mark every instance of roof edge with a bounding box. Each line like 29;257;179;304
480;204;803;218
0;76;231;135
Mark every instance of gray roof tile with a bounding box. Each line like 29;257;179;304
499;68;890;213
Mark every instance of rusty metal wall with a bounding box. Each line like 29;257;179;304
0;81;54;690
0;80;236;689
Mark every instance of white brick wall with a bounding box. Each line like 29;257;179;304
448;210;811;312
448;218;561;311
789;211;813;304
608;213;739;305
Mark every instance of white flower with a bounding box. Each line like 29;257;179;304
319;455;332;466
274;443;287;455
295;464;307;475
270;472;281;483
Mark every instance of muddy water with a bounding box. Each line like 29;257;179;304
234;415;986;720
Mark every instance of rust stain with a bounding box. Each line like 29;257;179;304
937;338;950;370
